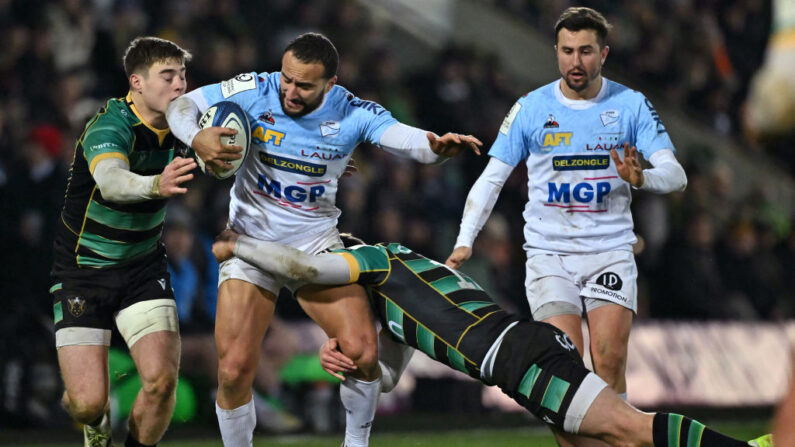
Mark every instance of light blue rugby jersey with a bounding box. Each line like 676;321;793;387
198;72;397;244
490;78;675;254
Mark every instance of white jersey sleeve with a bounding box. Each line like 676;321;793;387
454;157;514;248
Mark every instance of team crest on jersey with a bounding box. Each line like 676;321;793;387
320;121;340;138
600;110;620;126
258;110;275;125
543;114;559;128
67;296;86;317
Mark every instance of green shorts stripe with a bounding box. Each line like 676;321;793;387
517;364;542;398
540;376;570;413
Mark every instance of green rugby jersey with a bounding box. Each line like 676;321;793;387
334;243;518;380
54;92;178;269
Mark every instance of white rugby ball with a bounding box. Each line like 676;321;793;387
196;101;251;179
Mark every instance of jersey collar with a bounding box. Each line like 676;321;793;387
554;77;608;110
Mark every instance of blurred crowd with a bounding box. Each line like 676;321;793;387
0;0;792;431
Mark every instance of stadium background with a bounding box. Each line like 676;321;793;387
0;0;792;445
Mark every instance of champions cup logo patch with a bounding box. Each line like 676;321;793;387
258;153;326;177
552;155;609;171
67;297;86;317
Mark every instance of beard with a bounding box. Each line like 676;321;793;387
564;68;600;93
279;89;324;117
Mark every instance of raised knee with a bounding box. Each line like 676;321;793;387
337;334;378;370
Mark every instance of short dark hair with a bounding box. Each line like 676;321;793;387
123;36;192;78
554;7;612;48
284;32;339;79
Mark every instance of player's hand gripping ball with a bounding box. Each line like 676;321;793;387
196;101;251;179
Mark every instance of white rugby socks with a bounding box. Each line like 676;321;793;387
216;397;256;447
340;376;382;447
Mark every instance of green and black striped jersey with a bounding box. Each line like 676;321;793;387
334;243;519;380
54;92;178;269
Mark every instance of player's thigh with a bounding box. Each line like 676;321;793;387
296;283;377;346
58;345;110;405
543;314;585;356
585;304;633;359
215;278;276;360
128;330;181;387
526;254;583;317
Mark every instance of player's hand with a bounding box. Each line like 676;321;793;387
610;142;644;188
211;229;240;262
428;132;482;157
445;246;472;269
192;127;243;170
156;157;196;197
319;337;357;380
342;157;358;178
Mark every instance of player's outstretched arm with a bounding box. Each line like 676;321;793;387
92;157;195;203
211;230;353;284
610;142;686;193
446;157;513;268
166;95;243;170
378;123;481;164
427;132;482;157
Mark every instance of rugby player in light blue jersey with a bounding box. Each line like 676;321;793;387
446;7;687;447
166;33;481;447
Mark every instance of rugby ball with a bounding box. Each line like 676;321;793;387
196;101;251;179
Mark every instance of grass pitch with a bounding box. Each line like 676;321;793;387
15;419;770;447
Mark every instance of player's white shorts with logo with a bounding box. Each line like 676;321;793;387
525;250;637;319
218;226;343;296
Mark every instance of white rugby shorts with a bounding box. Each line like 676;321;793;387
524;250;637;317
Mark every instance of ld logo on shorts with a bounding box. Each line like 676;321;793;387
596;272;623;291
67;297;86;317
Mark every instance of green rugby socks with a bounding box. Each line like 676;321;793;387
652;413;748;446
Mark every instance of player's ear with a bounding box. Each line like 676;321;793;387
129;73;143;93
601;45;610;64
325;75;338;93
